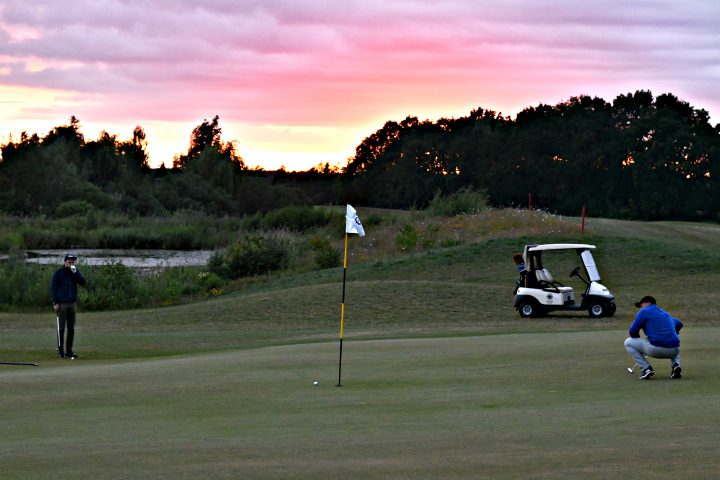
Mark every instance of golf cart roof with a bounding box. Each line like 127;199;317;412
527;243;596;252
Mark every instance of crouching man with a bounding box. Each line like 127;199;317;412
624;296;683;380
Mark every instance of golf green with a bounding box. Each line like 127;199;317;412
2;327;718;479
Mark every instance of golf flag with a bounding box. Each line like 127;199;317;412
338;204;364;386
345;204;365;237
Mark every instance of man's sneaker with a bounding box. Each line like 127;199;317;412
639;367;654;380
671;364;682;379
58;350;65;359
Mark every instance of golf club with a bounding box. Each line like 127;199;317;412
0;362;38;366
56;313;62;355
627;355;647;374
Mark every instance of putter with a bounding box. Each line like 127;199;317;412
627;355;647;374
0;362;38;366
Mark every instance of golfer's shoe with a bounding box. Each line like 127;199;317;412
58;350;65;359
671;364;682;379
66;352;77;359
638;367;654;380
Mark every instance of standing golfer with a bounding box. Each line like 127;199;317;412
50;254;86;359
624;296;683;380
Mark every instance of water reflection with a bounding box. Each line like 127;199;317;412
24;249;214;269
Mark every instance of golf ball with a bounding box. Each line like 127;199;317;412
313;381;319;386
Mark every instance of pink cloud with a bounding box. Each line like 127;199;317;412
1;0;719;169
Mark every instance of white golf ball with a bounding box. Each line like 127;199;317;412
313;381;319;386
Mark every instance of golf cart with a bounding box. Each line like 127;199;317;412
513;243;616;318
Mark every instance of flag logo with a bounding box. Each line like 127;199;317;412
345;204;365;237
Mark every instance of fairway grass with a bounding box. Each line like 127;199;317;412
2;328;719;479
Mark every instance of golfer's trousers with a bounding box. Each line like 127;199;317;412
56;303;77;354
624;337;680;370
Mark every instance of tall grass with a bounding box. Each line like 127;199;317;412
0;211;247;250
427;186;489;216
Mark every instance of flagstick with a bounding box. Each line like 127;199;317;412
337;232;349;387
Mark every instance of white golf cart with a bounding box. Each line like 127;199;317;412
513;243;616;318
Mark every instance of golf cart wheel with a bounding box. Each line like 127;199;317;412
588;302;606;318
518;301;538;318
608;301;617;316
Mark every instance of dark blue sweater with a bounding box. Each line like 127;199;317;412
50;267;86;304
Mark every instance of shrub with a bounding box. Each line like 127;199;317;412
308;236;341;269
209;236;291;279
261;206;331;232
427;187;489;216
420;224;440;249
0;256;53;308
395;224;418;251
0;231;24;250
197;271;224;291
79;261;144;311
55;200;95;218
240;212;263;231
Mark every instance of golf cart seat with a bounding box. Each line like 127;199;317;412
536;269;573;293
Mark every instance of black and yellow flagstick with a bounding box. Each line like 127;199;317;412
337;232;349;387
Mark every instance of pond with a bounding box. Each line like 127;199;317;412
22;249;215;269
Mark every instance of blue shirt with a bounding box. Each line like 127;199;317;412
628;304;682;348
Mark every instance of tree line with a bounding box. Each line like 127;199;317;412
343;91;720;220
1;90;719;220
0;115;339;217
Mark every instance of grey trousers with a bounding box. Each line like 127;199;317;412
624;337;680;370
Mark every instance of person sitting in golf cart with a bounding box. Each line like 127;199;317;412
513;252;526;293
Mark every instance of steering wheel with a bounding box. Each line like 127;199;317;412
569;266;581;278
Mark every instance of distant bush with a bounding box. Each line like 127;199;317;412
0;230;25;251
420;224;440;249
80;261;144;310
0;255;53;308
308;236;341;269
261;206;332;232
196;271;224;291
55;200;95;218
77;262;227;310
240;212;264;231
209;236;291;279
395;224;418;251
427;187;489;216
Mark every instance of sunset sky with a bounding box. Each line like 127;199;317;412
1;1;718;171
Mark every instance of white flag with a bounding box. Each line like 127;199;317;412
345;204;365;237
